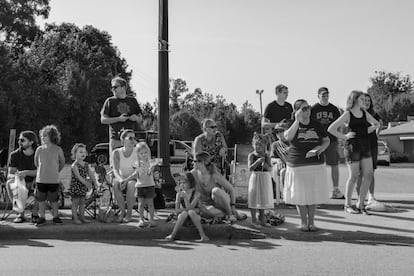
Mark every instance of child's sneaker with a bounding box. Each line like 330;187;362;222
53;217;63;224
35;217;46;226
331;188;345;199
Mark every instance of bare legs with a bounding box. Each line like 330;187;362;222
296;204;317;231
71;197;87;224
345;158;373;211
113;180;136;220
166;210;209;241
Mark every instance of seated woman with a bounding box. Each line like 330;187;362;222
165;172;209;242
112;129;138;223
193;119;228;175
191;151;246;222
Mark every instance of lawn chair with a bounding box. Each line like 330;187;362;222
270;139;289;204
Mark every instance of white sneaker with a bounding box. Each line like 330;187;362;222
331;189;345;199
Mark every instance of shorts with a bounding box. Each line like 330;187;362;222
137;186;155;199
371;143;378;170
324;140;339;166
36;183;59;202
344;141;371;163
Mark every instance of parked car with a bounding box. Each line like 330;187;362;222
89;131;192;166
377;140;390;166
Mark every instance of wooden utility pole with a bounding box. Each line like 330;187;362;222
158;0;175;199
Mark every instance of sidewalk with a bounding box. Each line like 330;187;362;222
1;196;414;244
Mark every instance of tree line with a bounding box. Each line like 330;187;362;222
1;0;413;158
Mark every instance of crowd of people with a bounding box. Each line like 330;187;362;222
3;76;383;240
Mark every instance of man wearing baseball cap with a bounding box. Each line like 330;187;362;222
311;87;344;199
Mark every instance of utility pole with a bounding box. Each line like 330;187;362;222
256;89;264;133
158;0;175;200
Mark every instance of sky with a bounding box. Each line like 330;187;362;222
37;0;414;113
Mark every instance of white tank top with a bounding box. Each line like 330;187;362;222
115;148;137;178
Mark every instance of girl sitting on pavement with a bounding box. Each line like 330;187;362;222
248;133;274;228
166;172;209;242
69;143;98;224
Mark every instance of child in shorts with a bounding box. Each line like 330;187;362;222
34;125;65;226
135;142;157;227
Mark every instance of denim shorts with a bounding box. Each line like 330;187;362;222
36;183;59;202
137;186;155;199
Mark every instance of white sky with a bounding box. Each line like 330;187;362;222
38;0;414;112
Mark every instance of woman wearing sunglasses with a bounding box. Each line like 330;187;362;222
191;151;245;222
193;119;228;175
112;129;138;223
283;99;330;232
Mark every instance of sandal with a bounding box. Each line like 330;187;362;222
308;225;318;232
344;205;359;214
356;207;370;215
299;224;309;232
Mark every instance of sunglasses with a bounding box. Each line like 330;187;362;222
208;126;217;129
18;138;28;142
301;106;310;112
193;160;202;163
126;136;136;141
111;85;121;90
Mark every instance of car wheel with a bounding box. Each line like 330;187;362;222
96;152;109;165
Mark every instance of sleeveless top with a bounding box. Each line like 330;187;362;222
115;148;137;178
348;111;369;143
347;111;371;151
250;153;271;172
200;132;225;164
136;161;156;188
180;189;196;209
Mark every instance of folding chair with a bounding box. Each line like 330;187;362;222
270;139;289;204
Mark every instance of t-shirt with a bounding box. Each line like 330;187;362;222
101;96;142;140
9;149;36;183
35;144;65;184
286;120;327;167
263;101;293;123
311;103;340;142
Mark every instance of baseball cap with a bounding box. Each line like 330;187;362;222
173;172;196;187
318;87;329;95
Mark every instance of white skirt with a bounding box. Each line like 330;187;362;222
248;171;274;209
283;164;329;205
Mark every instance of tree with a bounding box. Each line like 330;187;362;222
367;71;414;123
169;111;201;141
1;23;133;155
0;0;50;50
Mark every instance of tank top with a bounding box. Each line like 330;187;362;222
348;111;369;141
115;148;137;178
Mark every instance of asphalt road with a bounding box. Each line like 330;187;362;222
1;239;413;276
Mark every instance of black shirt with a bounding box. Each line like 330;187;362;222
263;101;293;123
9;148;36;183
311;103;340;142
101;96;142;140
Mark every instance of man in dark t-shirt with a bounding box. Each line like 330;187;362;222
6;131;39;223
311;87;344;199
263;84;293;127
101;76;143;165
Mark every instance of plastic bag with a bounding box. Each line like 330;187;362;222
12;176;29;213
